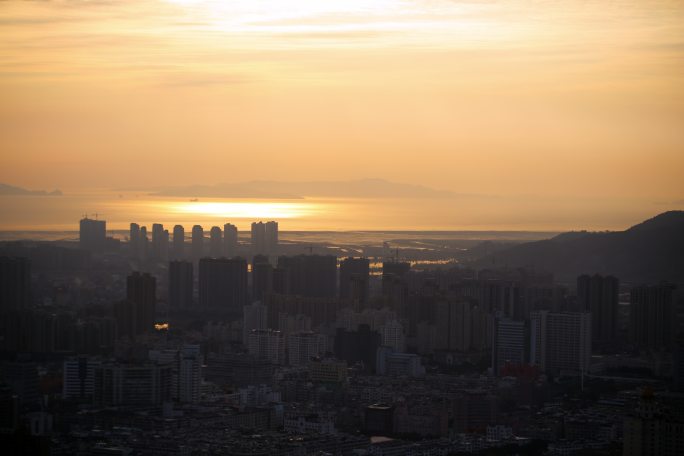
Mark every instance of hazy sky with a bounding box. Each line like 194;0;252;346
1;0;683;229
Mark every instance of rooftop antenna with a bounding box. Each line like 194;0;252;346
395;248;399;262
309;245;313;255
82;213;88;219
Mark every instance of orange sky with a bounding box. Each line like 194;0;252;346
1;0;683;230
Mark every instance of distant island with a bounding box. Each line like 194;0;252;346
0;183;62;196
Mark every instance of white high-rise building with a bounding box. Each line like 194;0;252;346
287;331;326;366
530;311;591;374
63;356;100;400
247;329;285;365
380;320;405;352
178;344;202;403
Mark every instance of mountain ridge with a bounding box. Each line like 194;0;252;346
473;211;684;284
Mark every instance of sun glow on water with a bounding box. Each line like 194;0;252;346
171;201;319;219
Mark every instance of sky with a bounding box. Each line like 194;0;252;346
1;0;683;230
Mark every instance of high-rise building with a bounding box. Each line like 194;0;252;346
339;257;370;306
129;223;140;258
334;324;381;373
0;256;31;311
272;266;289;295
247;329;285;365
223;223;238;256
94;362;172;406
491;315;526;376
151;223;169;261
436;299;472;352
209;226;222;257
79;217;106;252
265;221;278;254
252;255;273;302
126;272;156;335
63;356;100;401
178;345;202;404
380;320;406;352
308;358;348;384
251;222;266;254
577;274;619;345
287;331;326;366
623;390;684;456
382;261;410;282
381;261;410;314
277;255;337;298
530;311;591;374
169;260;193;309
376;349;425;378
139;225;149;260
198;257;248;315
172;225;185;259
191;225;204;259
243;301;268;345
630;283;677;350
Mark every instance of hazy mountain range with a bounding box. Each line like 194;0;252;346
153;178;460;199
473;211;684;284
0;183;62;196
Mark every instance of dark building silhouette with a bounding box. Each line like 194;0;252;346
334;324;380;373
364;404;394;436
223;223;238;256
172;224;185;259
251;221;266;255
191;225;204;260
139;225;149;260
491;315;527;376
630;283;677;350
277;255;337;298
272;266;289;295
209;226;222;257
114;299;137;338
199;257;248;315
577;274;618;345
79;217;106;252
436;299;472;352
381;261;410;311
339;257;370;306
265;221;278;254
252;255;273;302
129;222;140;258
0;257;31;310
151;223;168;261
169;260;193;309
674;332;684;392
382;261;410;281
125;272;156;335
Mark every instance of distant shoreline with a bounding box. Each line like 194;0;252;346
0;229;559;243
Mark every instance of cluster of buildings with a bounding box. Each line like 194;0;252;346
0;217;683;455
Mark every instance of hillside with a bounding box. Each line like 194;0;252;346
472;211;684;284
